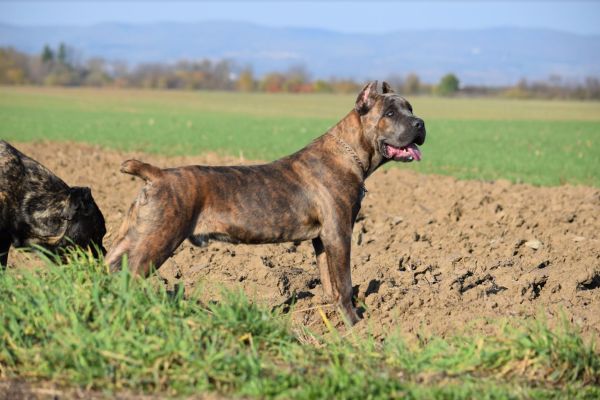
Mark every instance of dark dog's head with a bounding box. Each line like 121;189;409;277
57;187;107;257
355;81;426;165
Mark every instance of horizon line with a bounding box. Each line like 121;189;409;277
1;20;599;37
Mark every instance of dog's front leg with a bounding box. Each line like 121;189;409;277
0;232;10;268
317;231;360;325
312;237;333;299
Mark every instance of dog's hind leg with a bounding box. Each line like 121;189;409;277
312;237;333;299
106;179;192;277
107;231;186;277
106;210;189;277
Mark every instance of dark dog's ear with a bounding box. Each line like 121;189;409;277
382;81;395;94
62;187;94;220
355;81;379;115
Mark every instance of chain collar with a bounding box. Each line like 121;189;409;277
331;134;367;178
330;134;369;198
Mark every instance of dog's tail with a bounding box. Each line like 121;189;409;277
120;159;164;182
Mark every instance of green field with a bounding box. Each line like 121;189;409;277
1;87;600;398
1;252;598;399
1;86;599;186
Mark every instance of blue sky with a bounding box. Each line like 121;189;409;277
1;1;599;35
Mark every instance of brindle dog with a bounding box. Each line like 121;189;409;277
106;81;425;324
0;141;106;267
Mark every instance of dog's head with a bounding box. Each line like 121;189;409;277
58;187;107;257
355;81;425;165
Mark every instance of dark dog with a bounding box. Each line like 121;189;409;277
106;81;425;324
0;141;106;266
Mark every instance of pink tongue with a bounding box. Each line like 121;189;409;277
386;143;421;161
407;144;422;161
386;146;404;157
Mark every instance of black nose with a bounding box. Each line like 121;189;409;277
412;118;425;131
412;118;426;145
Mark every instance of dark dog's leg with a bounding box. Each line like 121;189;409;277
0;232;10;269
312;237;333;299
318;232;360;325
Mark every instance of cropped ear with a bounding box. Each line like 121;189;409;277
62;187;93;220
382;81;395;94
355;81;379;115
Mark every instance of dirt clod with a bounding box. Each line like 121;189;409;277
525;239;542;250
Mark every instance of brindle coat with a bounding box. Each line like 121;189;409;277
0;141;106;266
106;81;426;324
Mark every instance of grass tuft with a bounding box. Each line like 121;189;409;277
1;251;599;398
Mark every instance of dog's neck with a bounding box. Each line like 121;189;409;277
327;110;384;179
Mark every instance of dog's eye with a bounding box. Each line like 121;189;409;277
385;110;395;117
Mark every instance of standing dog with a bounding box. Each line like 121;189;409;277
106;81;425;324
0;141;106;266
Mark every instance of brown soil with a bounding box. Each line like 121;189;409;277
7;141;600;341
0;379;223;400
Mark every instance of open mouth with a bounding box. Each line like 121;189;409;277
383;142;422;162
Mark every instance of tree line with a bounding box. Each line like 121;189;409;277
1;44;599;100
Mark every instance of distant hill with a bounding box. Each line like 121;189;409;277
1;21;598;85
